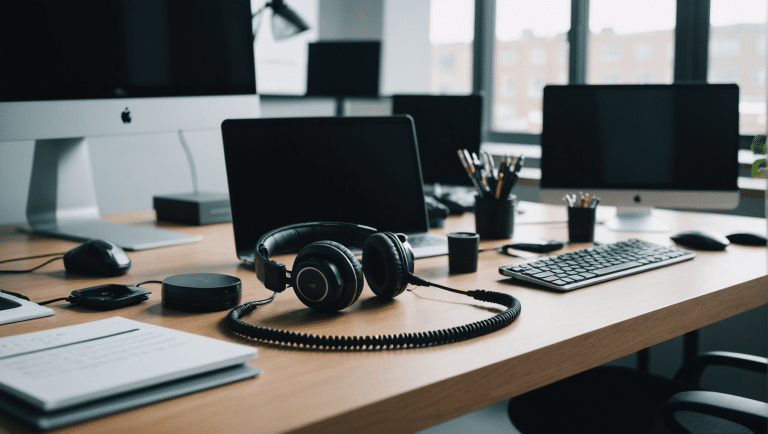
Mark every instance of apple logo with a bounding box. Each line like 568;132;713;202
121;107;131;124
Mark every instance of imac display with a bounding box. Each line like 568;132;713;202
392;94;483;188
306;41;381;97
539;84;739;232
0;0;260;249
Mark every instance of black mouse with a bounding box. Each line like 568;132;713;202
670;230;730;251
725;231;768;246
63;239;131;276
505;240;566;254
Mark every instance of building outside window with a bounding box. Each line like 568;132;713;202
492;0;570;133
429;0;474;95
588;0;676;85
709;0;766;135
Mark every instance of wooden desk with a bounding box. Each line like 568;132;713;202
1;203;766;433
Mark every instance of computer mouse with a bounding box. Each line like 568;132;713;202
63;239;131;276
725;231;768;246
505;240;566;254
670;230;730;251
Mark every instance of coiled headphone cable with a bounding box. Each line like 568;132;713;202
226;277;521;350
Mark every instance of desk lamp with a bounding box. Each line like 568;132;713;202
252;0;309;42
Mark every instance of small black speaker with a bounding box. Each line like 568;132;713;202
162;273;242;312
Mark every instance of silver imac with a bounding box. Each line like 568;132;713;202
0;1;260;249
539;84;740;232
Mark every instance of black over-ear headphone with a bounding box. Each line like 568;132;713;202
226;222;522;350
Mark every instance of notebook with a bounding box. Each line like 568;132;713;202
0;317;260;429
221;116;448;261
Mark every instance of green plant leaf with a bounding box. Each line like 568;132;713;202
751;135;766;155
752;158;767;178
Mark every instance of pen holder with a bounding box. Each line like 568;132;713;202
568;207;597;242
474;195;516;239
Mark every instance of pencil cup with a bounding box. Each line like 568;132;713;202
568;207;597;242
447;232;480;273
474;195;516;239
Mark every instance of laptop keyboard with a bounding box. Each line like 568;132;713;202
406;232;449;258
499;239;695;292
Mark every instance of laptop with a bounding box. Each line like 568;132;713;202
221;116;448;262
392;94;483;212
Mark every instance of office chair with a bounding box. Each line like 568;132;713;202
507;351;768;434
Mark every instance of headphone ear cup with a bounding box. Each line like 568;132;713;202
362;232;415;299
292;241;364;311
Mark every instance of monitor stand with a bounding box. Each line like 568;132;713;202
25;138;201;250
604;207;670;233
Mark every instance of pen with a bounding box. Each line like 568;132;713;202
494;159;509;199
458;149;487;197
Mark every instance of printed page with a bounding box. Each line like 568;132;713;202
0;317;257;411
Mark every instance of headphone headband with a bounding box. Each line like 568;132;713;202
254;222;377;292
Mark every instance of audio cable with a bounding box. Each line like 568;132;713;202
226;279;521;350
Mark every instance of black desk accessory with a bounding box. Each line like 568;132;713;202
153;192;232;226
162;273;242;312
153;131;232;225
69;284;151;309
226;222;521;350
505;240;565;254
447;232;479;273
725;231;767;246
63;239;132;276
670;230;730;251
1;239;131;277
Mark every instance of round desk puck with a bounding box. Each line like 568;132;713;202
162;273;242;312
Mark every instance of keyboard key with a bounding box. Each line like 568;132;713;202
593;261;642;275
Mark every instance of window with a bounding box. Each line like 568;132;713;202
492;0;570;134
634;43;653;61
500;75;516;98
710;38;740;57
429;0;474;94
530;48;547;65
588;0;676;85
709;0;767;135
499;50;518;65
527;75;546;98
634;70;655;83
479;0;760;143
601;42;621;62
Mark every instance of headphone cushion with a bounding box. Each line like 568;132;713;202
362;232;412;299
294;240;364;310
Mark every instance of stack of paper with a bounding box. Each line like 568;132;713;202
0;317;260;429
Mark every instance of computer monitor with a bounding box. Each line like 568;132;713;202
306;41;380;115
539;84;740;232
392;94;483;188
0;0;260;250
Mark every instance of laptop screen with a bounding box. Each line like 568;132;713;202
221;116;430;256
392;94;483;187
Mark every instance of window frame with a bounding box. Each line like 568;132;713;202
474;0;755;149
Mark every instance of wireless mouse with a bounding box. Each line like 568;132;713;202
63;239;132;277
504;240;565;254
725;231;768;246
670;230;730;251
